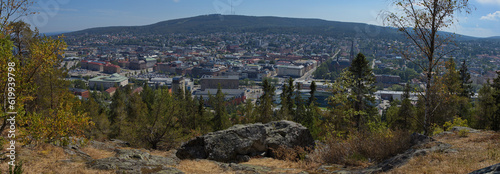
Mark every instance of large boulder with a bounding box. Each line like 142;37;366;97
176;120;315;163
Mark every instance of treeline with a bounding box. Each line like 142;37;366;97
384;58;500;132
81;53;500;151
83;78;322;149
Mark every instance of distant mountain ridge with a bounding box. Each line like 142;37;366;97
66;14;488;40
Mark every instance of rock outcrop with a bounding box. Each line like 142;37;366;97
87;149;182;174
176;120;315;163
329;133;455;174
469;163;500;174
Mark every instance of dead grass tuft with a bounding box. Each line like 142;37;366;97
0;143;114;174
176;160;232;174
81;147;114;159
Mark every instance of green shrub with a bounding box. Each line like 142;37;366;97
458;129;469;137
443;117;469;131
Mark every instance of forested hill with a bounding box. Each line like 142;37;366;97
63;14;398;39
65;14;487;41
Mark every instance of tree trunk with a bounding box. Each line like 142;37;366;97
424;72;431;135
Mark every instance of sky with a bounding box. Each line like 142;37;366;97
23;0;500;38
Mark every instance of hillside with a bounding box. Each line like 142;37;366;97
3;127;499;173
66;14;397;39
65;14;479;40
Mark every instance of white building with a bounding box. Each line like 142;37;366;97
277;65;305;77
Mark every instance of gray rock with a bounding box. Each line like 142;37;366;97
451;126;480;133
110;139;131;147
469;163;500;174
176;120;315;163
87;149;181;174
410;133;434;146
63;144;93;162
435;131;454;137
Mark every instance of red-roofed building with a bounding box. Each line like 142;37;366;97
80;60;89;69
104;63;121;74
88;62;104;71
117;61;129;68
105;87;117;97
70;88;90;100
132;87;143;94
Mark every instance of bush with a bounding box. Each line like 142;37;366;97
317;129;411;166
458;129;469;137
443;117;469;131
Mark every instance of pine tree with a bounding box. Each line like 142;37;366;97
109;88;128;138
459;60;473;98
242;99;256;123
397;84;414;130
286;77;295;117
212;84;229;131
309;81;317;105
279;83;291;120
140;88;180;149
196;96;205;131
443;58;461;95
348;53;376;131
257;78;275;123
490;72;500;131
476;82;496;130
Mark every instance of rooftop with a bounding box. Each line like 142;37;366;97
89;73;128;83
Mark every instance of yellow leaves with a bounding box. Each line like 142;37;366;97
17;91;92;144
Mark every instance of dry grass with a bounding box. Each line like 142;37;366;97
317;129;411;167
149;149;176;157
387;131;500;174
243;157;312;173
176;159;233;174
175;157;313;174
0;143;114;174
81;146;114;160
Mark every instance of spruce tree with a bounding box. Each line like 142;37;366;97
257;78;275;123
109;88;128;138
286;77;295;116
459;60;473;98
490;73;500;131
477;82;496;130
309;81;317;105
397;84;414;130
212;84;229;131
348;53;376;131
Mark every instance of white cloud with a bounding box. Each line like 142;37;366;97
480;11;500;21
477;0;500;5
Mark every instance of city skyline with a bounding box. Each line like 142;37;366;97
24;0;500;37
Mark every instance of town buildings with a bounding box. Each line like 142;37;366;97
89;73;129;89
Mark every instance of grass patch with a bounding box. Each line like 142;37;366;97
316;129;412;166
387;130;500;174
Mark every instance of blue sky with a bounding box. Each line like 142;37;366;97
24;0;500;37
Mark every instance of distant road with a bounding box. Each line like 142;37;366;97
298;49;341;81
298;66;317;81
